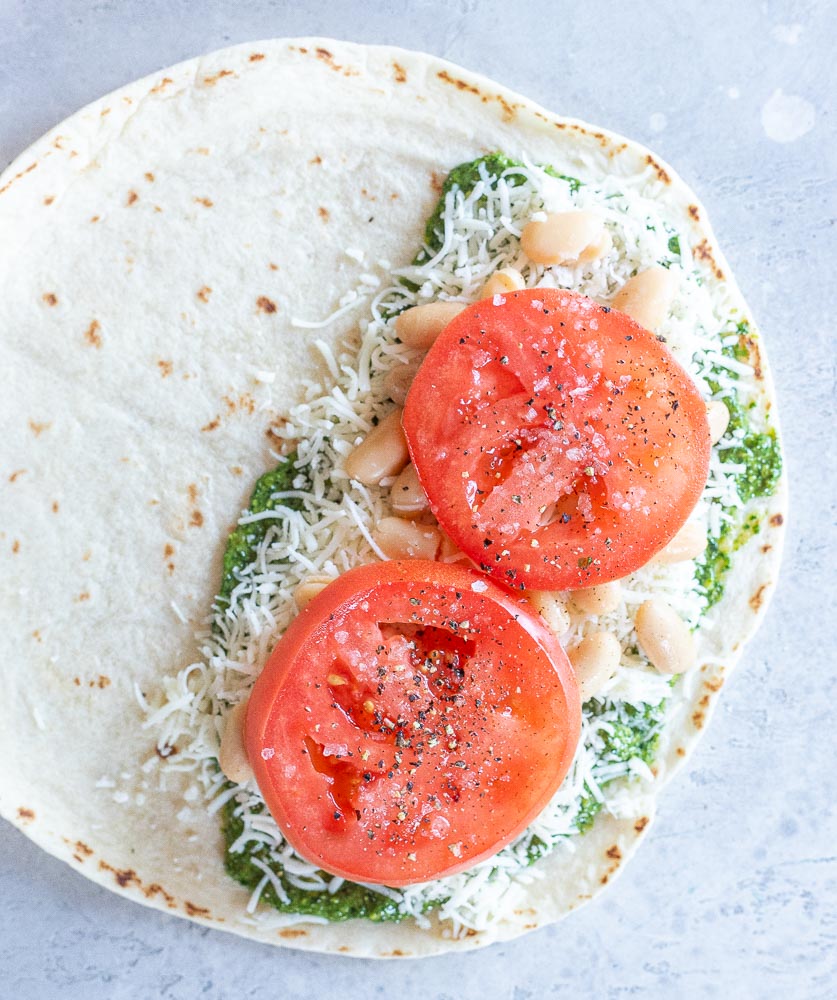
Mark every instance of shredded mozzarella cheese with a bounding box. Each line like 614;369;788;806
142;156;764;935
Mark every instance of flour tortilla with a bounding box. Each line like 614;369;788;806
0;38;786;957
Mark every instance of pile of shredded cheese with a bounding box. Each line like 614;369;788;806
140;155;761;935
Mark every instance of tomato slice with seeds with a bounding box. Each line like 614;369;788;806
245;560;580;887
403;288;710;590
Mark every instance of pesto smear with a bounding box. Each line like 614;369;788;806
191;154;781;927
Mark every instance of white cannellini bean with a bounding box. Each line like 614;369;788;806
706;399;730;445
611;266;678;332
373;517;441;560
527;590;571;637
569;581;622;616
437;532;471;564
653;519;707;564
568;631;622;701
481;267;525;299
293;574;333;610
635;599;696;675
383;359;422;406
394;301;466;350
520;211;609;266
344;408;409;485
390;462;429;516
218;700;253;785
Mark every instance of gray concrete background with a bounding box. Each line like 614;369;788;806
1;1;835;997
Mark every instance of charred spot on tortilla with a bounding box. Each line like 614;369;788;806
84;319;102;347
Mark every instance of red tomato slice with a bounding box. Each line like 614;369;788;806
245;560;580;887
403;288;710;590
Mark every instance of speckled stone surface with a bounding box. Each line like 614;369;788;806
1;1;835;997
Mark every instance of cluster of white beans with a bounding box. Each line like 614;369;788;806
289;212;728;709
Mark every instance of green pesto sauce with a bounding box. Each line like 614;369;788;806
420;153;581;257
693;323;783;608
214;155;776;923
216;455;303;609
222;797;404;922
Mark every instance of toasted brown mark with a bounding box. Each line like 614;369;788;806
645;154;671;184
84;320;102;348
318;206;330;220
158;359;173;377
676;747;686;757
190;510;204;528
688;204;700;220
74;840;93;860
155;742;178;759
42;292;58;306
606;845;622;860
268;262;279;271
693;239;725;280
0;159;37;196
187;483;198;503
313;47;358;77
704;675;724;693
249;52;265;62
338;946;350;953
761;544;772;554
749;582;769;612
75;591;90;603
692;710;705;730
699;693;710;709
194;196;214;208
29;419;51;435
309;155;322;165
184;901;211;918
32;630;42;642
265;417;285;439
770;513;784;527
144;172;155;183
438;69;480;96
256;296;277;314
150;76;174;94
201;417;220;432
9;469;26;483
392;61;407;83
51;501;59;513
203;69;234;86
435;70;516;120
278;929;308;939
11;540;20;554
231;465;243;476
196;285;212;303
99;860;141;889
634;816;649;833
16;808;35;822
89;675;110;689
223;393;256;415
430;171;445;194
126;190;139;206
145;883;177;908
90;215;100;223
44;195;55;205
